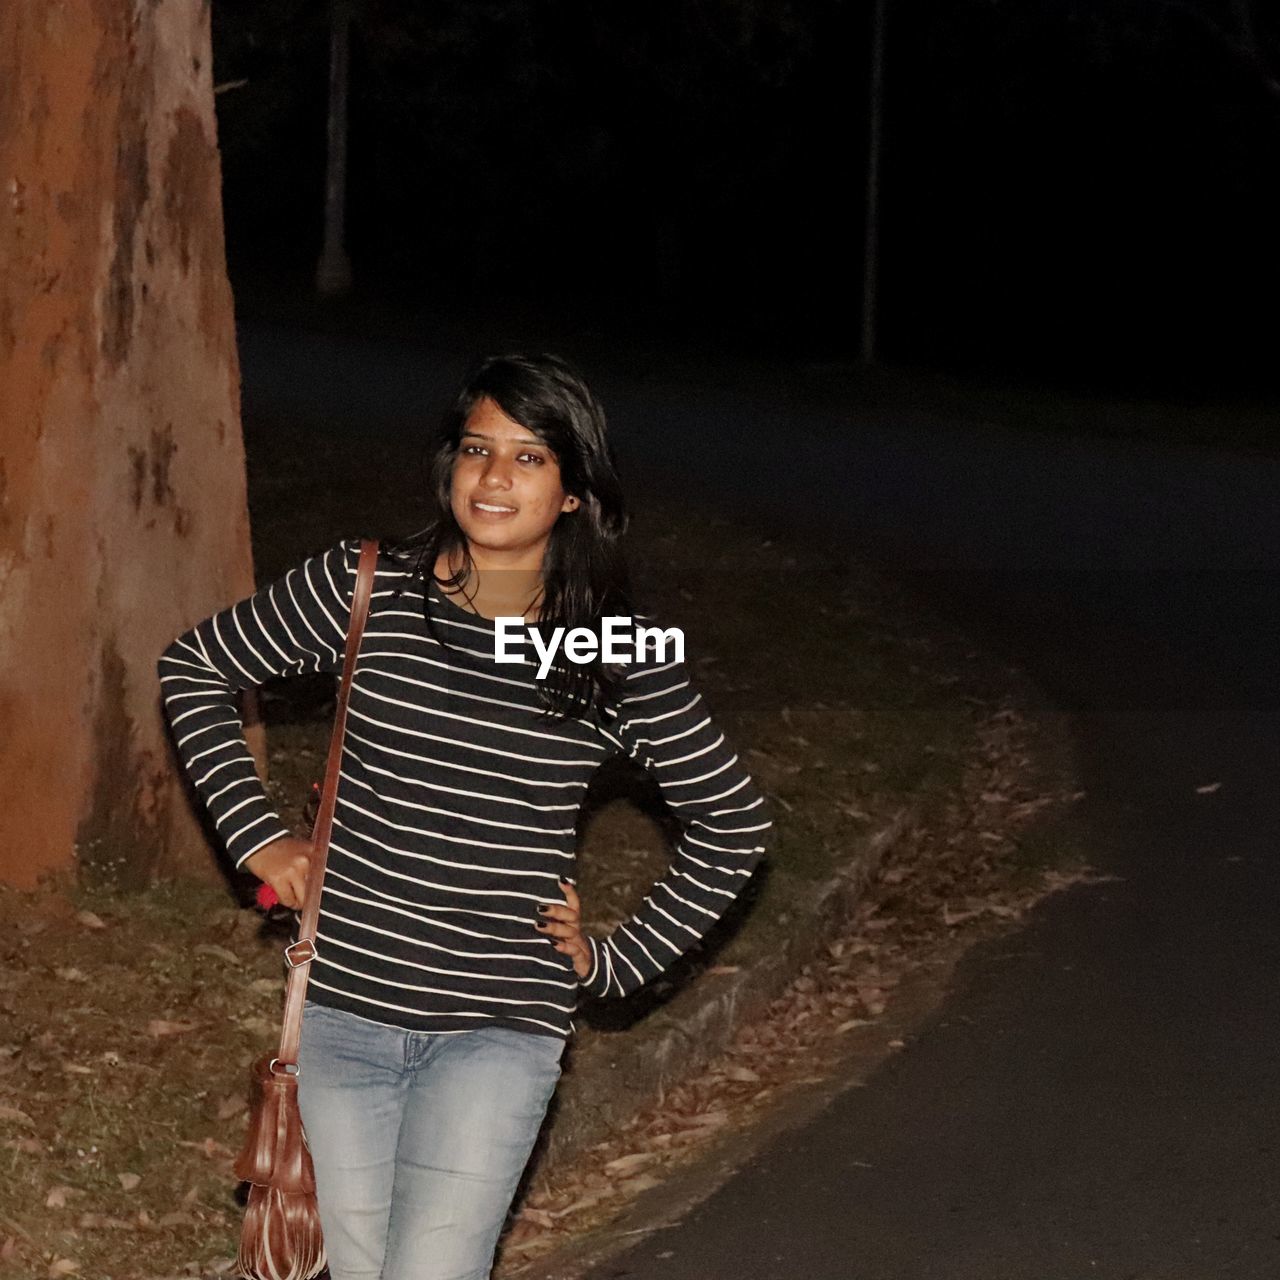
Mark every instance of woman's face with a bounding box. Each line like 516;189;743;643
450;396;578;568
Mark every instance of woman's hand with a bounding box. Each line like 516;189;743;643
244;835;314;911
536;881;592;979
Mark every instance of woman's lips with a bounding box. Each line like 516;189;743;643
471;499;517;517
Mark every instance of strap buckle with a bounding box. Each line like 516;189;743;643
284;938;316;969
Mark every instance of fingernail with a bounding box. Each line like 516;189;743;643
537;905;550;915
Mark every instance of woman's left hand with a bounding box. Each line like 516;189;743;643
537;881;592;979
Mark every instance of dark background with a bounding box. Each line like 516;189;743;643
212;0;1280;399
206;17;1280;1274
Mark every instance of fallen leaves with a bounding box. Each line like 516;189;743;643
836;1017;871;1033
1041;868;1121;892
493;702;1084;1273
146;1020;198;1038
856;986;887;1017
0;877;284;1278
602;1152;658;1177
194;944;241;966
682;1110;730;1131
549;1190;608;1218
77;1213;134;1230
942;900;1019;928
177;1137;235;1162
615;1172;662;1196
215;1094;247;1121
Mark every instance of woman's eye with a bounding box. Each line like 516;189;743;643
462;444;486;456
519;452;545;465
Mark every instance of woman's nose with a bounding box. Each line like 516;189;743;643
481;456;513;488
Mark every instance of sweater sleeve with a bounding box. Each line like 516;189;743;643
579;653;771;998
157;541;358;869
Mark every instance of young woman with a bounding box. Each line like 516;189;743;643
159;353;769;1280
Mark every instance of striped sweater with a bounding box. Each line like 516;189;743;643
158;541;769;1039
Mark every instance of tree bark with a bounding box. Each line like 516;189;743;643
860;0;888;365
1229;0;1257;55
0;0;257;888
316;0;353;296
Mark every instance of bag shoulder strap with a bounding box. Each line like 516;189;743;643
276;538;379;1066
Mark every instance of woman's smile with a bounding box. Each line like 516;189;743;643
449;396;577;568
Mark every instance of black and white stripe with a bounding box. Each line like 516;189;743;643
159;541;769;1039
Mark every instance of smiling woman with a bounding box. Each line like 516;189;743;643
158;353;770;1280
450;397;580;563
411;353;632;720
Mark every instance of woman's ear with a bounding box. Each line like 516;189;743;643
561;494;581;513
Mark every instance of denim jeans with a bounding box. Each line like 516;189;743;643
296;1001;564;1280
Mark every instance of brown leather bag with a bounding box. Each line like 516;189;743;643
233;540;379;1280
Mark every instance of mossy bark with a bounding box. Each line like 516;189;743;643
0;0;256;887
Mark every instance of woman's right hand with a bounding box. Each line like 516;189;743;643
243;835;314;911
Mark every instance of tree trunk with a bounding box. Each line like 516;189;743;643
1229;0;1258;55
0;0;258;888
860;0;888;366
315;0;353;297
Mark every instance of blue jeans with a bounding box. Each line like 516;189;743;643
296;1001;564;1280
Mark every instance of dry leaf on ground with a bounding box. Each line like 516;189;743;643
146;1020;197;1038
215;1095;247;1120
602;1152;658;1177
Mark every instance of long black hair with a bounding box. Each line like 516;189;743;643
390;353;631;720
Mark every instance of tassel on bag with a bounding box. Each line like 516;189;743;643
232;540;379;1280
234;1058;324;1280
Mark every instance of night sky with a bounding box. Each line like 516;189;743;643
212;1;1280;394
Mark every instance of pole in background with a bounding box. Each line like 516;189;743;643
860;0;887;364
316;0;353;297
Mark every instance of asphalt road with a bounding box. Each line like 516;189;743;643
587;384;1280;1278
239;324;1280;1279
